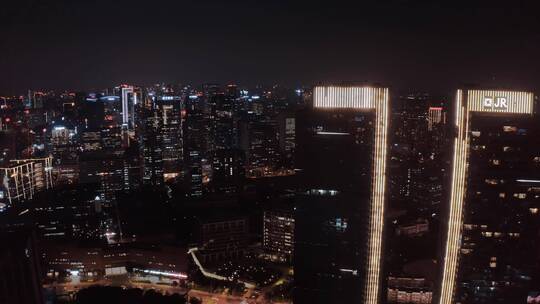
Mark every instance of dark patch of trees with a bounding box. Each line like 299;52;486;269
75;286;187;304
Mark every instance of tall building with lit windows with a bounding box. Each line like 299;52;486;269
294;86;389;304
437;89;540;304
0;157;54;207
156;95;184;181
121;86;135;129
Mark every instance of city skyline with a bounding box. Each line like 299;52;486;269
1;82;539;303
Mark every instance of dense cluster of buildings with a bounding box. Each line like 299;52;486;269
0;83;539;304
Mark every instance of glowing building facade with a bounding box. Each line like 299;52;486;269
438;89;540;304
0;157;54;206
294;86;389;304
121;86;139;131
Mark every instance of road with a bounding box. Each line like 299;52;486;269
189;289;252;304
44;277;291;304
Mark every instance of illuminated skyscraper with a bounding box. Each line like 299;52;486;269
0;157;54;206
428;106;444;131
139;108;164;186
263;207;295;263
438;90;540;304
156;95;184;181
240;117;280;178
294;86;389;304
183;95;204;197
10;157;54;192
121;86;137;130
277;112;296;171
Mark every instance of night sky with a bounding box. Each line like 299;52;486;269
1;0;539;94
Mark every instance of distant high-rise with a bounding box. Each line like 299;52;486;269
277;112;296;171
0;157;54;206
49;126;79;184
437;89;540;304
10;157;54;192
240;116;281;178
210;149;245;194
183;94;209;197
79;151;127;203
263;208;295;263
428;106;444;131
139;108;164;186
121;86;135;130
294;86;389;304
156;95;184;181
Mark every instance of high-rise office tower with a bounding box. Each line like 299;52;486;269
277;112;296;171
438;90;540;304
139;108;164;186
79;96;105;131
121;86;134;129
240;116;281;178
156;95;184;181
209;93;235;151
183;94;209;197
210;149;245;194
79;152;127;203
294;86;389;304
49;125;79;184
0;157;53;207
428;106;444;131
0;162;37;205
10;157;54;192
263;208;295;263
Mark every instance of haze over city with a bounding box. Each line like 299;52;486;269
2;1;540;93
1;1;540;304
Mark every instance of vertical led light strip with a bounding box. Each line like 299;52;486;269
438;90;469;304
313;86;389;304
364;87;389;304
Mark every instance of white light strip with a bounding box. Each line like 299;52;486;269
188;248;255;289
439;89;469;304
364;88;388;304
314;86;389;304
140;269;188;279
517;179;540;183
316;131;350;136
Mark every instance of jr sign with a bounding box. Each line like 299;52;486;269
483;96;508;110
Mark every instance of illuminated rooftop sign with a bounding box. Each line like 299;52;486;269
467;89;533;114
313;86;384;109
